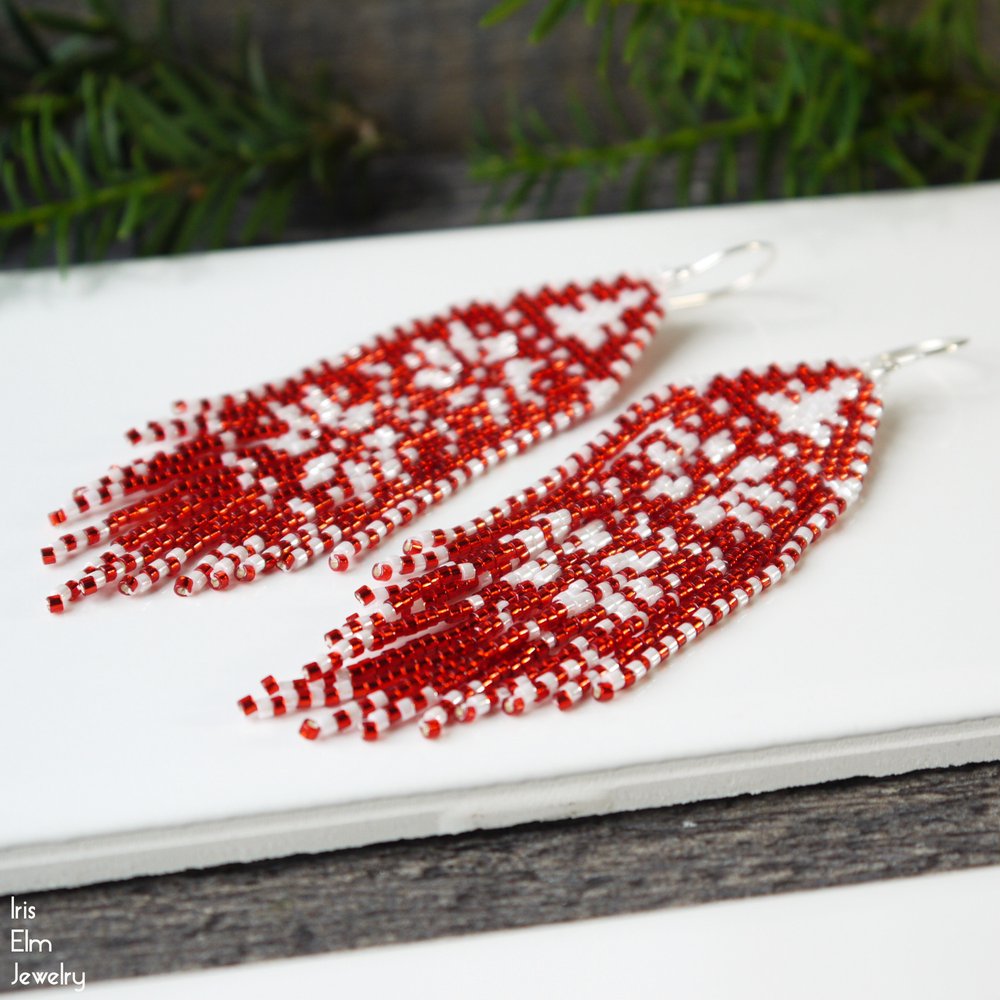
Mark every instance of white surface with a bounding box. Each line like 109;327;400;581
1;184;998;892
60;865;1000;998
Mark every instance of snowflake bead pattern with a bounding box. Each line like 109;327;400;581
239;360;882;741
42;275;664;612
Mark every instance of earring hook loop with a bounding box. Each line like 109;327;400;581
863;337;969;379
661;239;776;311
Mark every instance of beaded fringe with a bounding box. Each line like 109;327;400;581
239;361;882;740
42;276;663;612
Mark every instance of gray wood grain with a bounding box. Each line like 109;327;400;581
7;0;611;152
3;762;998;989
14;0;998;156
8;2;998;255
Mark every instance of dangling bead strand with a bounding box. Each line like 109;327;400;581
242;360;882;741
43;276;665;612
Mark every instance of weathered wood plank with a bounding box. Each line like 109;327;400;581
3;762;998;988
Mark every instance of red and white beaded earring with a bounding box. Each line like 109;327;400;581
41;241;773;613
236;338;966;741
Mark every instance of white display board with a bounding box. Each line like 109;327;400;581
1;183;998;893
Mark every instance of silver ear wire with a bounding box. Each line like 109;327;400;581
660;239;776;310
863;337;969;379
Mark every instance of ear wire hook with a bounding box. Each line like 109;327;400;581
863;337;969;379
661;239;776;310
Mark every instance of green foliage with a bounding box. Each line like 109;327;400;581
0;0;384;268
474;0;1000;214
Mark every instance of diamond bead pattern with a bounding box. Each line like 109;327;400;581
42;275;664;612
239;360;882;740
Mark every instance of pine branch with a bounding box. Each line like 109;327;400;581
475;0;1000;215
474;113;770;177
0;0;386;269
666;0;873;67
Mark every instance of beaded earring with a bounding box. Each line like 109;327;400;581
41;241;772;613
236;338;966;741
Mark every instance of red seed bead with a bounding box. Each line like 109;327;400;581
241;361;883;743
43;276;664;610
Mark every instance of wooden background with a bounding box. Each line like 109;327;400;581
1;763;998;987
7;1;1000;238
